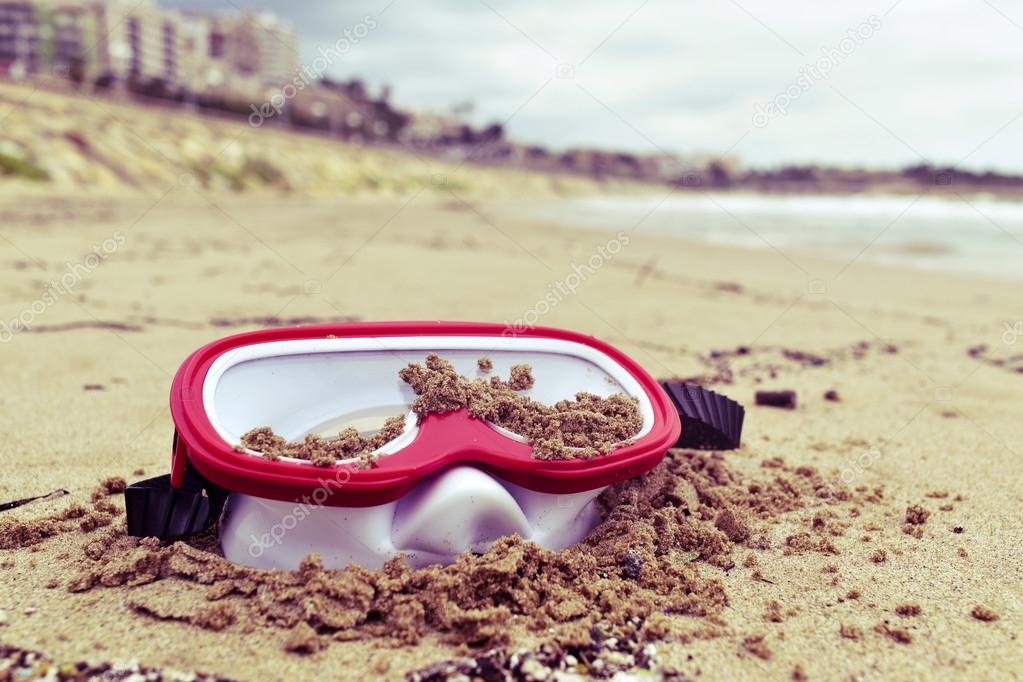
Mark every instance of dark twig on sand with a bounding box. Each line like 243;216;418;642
0;489;69;513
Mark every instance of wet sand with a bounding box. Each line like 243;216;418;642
0;191;1020;680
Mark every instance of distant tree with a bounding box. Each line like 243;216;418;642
343;79;367;101
708;161;731;188
775;165;816;182
93;72;116;90
68;58;85;86
900;164;936;183
480;123;503;143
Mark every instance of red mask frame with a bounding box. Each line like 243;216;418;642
169;321;681;507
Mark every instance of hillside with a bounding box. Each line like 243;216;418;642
0;81;630;198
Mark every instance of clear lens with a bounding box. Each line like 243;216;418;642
203;336;654;457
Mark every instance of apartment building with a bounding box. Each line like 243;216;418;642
0;0;178;85
0;0;104;82
48;2;99;81
91;0;185;85
200;10;299;97
0;1;38;77
1;1;298;99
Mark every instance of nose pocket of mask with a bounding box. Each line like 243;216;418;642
218;464;608;571
390;466;533;561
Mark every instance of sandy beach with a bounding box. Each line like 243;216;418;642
0;185;1020;680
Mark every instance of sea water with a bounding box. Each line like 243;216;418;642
524;192;1023;281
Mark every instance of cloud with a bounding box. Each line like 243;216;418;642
163;0;1023;171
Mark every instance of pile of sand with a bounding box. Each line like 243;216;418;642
241;354;643;464
401;353;643;460
0;449;884;664
240;416;405;469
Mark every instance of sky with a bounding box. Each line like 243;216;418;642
164;0;1023;172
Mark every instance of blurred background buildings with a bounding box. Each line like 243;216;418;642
0;0;299;98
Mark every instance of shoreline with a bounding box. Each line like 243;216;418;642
501;191;1023;284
